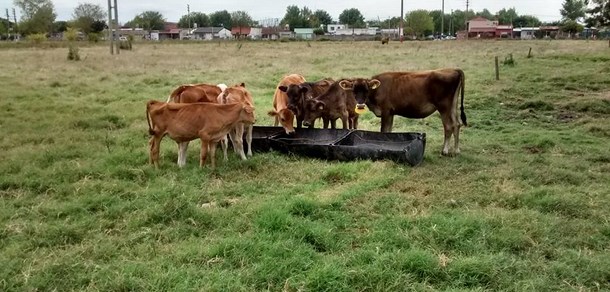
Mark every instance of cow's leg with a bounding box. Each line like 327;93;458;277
453;122;462;155
221;136;228;161
330;118;337;129
380;114;394;133
322;117;329;129
231;124;246;160
246;124;253;157
353;116;359;129
149;135;162;168
296;116;302;129
440;112;455;156
177;141;189;167
341;111;349;130
273;116;279;126
209;141;218;169
200;139;209;168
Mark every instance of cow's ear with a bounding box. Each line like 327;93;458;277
369;79;381;90
239;82;246;87
267;110;278;117
278;86;288;92
299;86;308;94
316;101;325;111
339;80;353;90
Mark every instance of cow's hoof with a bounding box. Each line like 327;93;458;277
454;149;461;155
441;150;450;156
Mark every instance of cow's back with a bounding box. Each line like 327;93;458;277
273;74;306;109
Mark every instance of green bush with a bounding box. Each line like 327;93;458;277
64;27;78;42
67;45;80;61
27;33;47;44
119;40;132;50
87;33;100;43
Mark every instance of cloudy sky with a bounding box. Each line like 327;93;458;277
2;0;564;23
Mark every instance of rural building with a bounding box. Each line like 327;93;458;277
157;22;188;40
514;27;539;39
192;27;232;40
261;27;280;40
327;24;346;33
248;27;262;39
279;30;294;38
232;26;251;39
294;28;314;39
466;16;514;38
334;27;378;36
117;27;148;40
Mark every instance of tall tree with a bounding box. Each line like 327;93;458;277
178;12;209;28
339;8;365;28
405;9;434;38
496;8;518;25
451;9;475;31
585;0;610;26
513;15;541;27
72;3;106;34
52;20;67;32
210;10;232;28
231;10;256;28
380;16;401;29
476;9;495;20
127;11;165;31
14;0;56;34
281;5;307;29
430;10;452;34
561;0;586;21
313;9;333;28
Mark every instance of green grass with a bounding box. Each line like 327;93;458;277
1;40;609;291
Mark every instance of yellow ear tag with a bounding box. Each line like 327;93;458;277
355;107;367;114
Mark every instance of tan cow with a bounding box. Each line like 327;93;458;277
146;101;255;169
268;74;306;134
217;83;255;159
166;83;227;167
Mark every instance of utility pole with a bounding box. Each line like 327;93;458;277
5;9;9;39
113;0;120;54
400;0;404;42
187;4;191;31
465;0;469;39
441;0;444;37
107;0;114;54
450;9;453;36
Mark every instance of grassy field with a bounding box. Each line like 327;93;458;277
1;39;609;291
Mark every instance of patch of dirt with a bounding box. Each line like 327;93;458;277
523;146;543;154
555;110;579;122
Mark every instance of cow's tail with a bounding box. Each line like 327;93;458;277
166;85;190;103
458;69;467;127
146;100;157;135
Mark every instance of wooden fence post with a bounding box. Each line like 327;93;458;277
528;47;532;58
495;56;499;81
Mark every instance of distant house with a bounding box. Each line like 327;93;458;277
157;22;188;40
261;27;280;40
279;30;294;38
294;28;314;39
248;27;262;39
334;28;377;36
514;27;539;39
467;16;513;38
327;24;346;34
232;26;251;38
117;27;148;39
192;27;231;40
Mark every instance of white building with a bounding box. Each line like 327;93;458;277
327;24;346;34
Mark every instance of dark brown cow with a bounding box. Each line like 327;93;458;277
381;36;389;45
268;74;306;134
301;80;359;129
339;69;467;155
146;101;255;168
278;78;334;128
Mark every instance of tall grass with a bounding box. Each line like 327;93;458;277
1;40;609;291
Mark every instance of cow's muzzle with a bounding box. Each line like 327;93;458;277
356;104;366;110
302;121;311;127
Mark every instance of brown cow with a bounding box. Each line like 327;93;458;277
217;84;255;158
381;36;389;45
301;79;359;129
278;78;334;128
339;68;467;156
166;83;232;166
268;74;306;134
146;101;255;168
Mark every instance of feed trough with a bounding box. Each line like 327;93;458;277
244;126;285;153
331;130;426;166
269;128;351;160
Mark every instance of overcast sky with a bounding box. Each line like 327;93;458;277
2;0;564;23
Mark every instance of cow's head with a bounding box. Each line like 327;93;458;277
240;105;256;124
301;99;325;127
267;108;295;134
339;79;381;110
279;84;309;116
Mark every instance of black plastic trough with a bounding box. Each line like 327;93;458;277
269;128;351;160
244;126;285;153
331;130;426;166
249;126;426;166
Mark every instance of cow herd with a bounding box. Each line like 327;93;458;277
145;68;467;168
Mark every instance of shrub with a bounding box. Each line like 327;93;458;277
67;45;80;61
503;53;515;66
64;27;78;42
27;33;47;44
87;33;100;43
119;40;132;50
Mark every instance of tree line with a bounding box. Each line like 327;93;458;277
3;0;609;38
